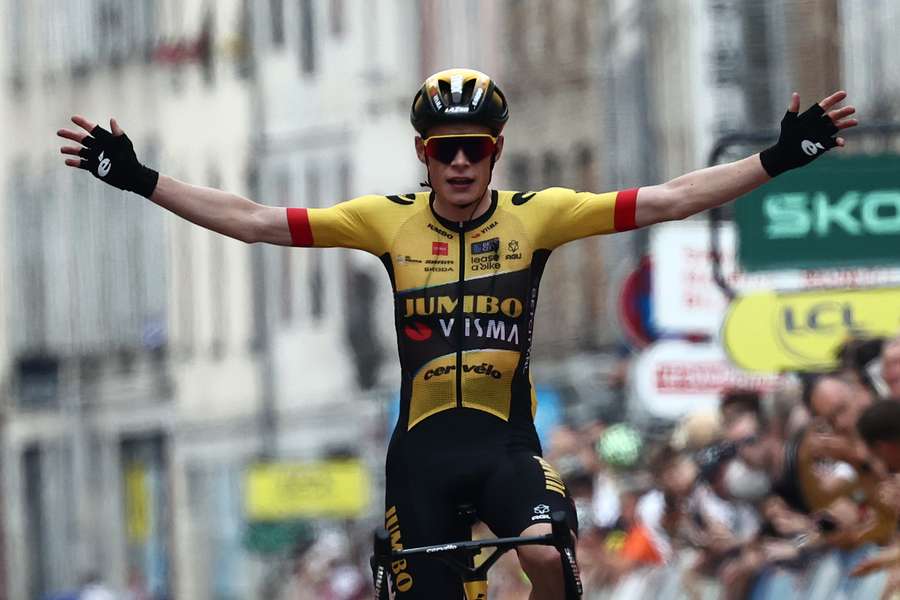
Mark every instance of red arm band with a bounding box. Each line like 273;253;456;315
286;207;314;246
614;188;638;232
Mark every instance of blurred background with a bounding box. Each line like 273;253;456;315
1;0;900;598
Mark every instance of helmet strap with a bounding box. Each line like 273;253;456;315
420;157;433;188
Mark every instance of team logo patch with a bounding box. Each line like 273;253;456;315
404;322;432;341
470;238;499;255
432;241;449;256
532;503;551;521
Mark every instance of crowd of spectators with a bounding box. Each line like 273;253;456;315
528;333;900;598
283;333;900;599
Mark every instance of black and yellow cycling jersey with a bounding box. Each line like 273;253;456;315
287;186;637;445
289;187;636;597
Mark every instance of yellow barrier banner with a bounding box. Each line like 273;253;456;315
245;460;370;520
723;287;900;373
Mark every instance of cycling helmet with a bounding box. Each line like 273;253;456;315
410;68;509;136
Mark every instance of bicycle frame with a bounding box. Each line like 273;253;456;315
370;510;582;599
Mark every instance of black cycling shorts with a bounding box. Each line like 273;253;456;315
382;409;578;599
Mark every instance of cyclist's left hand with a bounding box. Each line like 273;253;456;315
804;90;859;148
759;90;858;177
58;115;158;198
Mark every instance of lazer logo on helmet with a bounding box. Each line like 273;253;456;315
423;363;503;381
403;295;523;318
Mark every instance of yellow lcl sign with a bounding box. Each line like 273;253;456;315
245;460;370;520
723;287;900;373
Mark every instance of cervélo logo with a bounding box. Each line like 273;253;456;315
432;241;449;256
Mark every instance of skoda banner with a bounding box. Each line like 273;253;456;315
723;287;900;373
735;155;900;271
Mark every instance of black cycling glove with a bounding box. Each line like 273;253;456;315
759;103;839;177
78;125;159;198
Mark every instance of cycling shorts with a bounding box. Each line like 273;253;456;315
382;409;578;599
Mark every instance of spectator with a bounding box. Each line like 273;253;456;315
851;399;900;583
883;336;900;398
720;389;764;429
858;398;900;473
670;409;722;453
837;337;885;399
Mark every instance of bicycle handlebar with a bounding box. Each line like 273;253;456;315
371;510;582;599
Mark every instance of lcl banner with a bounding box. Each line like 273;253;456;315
735;155;900;272
722;287;900;372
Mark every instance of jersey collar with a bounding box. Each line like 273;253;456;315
429;189;499;232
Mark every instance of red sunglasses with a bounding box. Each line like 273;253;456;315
423;134;498;164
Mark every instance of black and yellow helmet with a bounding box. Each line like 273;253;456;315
410;68;509;136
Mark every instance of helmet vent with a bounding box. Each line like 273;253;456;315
471;86;484;109
450;73;464;103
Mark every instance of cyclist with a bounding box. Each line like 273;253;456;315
58;68;856;599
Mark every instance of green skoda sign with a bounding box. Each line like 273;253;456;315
735;155;900;271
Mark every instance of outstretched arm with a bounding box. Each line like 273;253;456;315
149;175;292;245
633;90;857;228
58;115;291;245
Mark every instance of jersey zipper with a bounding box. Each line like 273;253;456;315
456;226;465;409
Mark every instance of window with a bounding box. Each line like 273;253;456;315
306;166;324;320
276;171;293;322
208;169;227;358
270;0;285;47
177;219;195;356
574;1;589;56
299;0;316;74
330;0;345;36
97;0;126;66
576;145;596;191
509;155;530;191
23;445;48;599
8;0;26;93
541;0;556;60
338;157;352;200
8;160;47;351
507;0;526;68
542;152;561;187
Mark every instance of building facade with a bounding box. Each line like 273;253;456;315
1;1;260;598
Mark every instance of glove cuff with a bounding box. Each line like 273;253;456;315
131;165;159;199
759;145;788;178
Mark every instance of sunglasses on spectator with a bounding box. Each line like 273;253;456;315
423;134;498;164
736;435;761;447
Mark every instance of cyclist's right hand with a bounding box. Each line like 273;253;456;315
58;115;158;198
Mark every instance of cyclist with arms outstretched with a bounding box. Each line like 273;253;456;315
58;69;856;599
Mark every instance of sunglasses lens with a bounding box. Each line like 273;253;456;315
425;137;495;164
459;138;495;162
425;139;458;163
